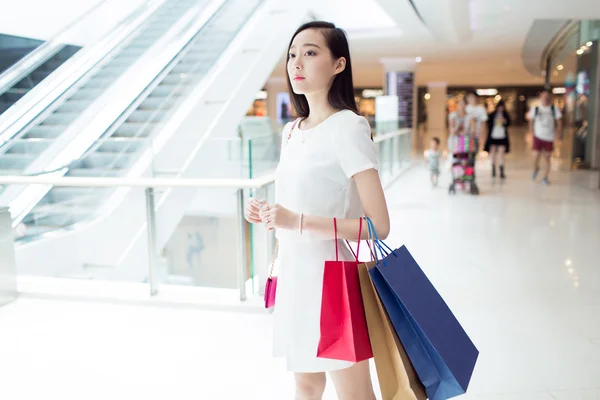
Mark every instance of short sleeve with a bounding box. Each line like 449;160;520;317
334;115;378;178
478;107;488;121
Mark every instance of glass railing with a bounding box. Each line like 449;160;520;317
0;123;412;301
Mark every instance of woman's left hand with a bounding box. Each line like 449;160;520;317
260;203;299;231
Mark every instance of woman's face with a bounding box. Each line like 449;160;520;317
497;105;505;113
287;28;345;95
456;99;466;112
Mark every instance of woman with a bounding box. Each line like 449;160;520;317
484;100;511;179
244;21;389;400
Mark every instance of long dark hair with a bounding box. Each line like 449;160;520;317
494;100;506;114
286;21;358;118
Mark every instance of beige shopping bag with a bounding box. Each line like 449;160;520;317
358;261;427;400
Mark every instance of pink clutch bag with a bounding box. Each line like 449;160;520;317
264;276;277;309
264;240;279;309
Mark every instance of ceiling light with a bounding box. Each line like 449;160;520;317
568;268;574;274
494;95;502;101
476;88;498;96
577;49;584;55
557;65;564;70
362;89;384;98
565;259;572;266
586;41;593;46
424;93;431;100
553;87;566;94
519;95;526;101
415;57;422;63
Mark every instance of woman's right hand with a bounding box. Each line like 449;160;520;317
245;198;265;224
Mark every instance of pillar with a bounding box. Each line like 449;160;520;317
425;82;448;142
380;58;417;129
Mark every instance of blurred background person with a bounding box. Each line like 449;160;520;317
528;90;563;185
466;91;488;139
484;100;511;180
425;137;441;187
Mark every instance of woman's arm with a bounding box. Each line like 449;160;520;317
260;168;390;240
505;111;511;127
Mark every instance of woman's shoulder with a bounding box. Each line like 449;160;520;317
332;109;368;125
329;110;371;135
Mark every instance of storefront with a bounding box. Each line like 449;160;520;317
245;89;268;117
417;85;548;129
354;87;384;125
546;20;600;169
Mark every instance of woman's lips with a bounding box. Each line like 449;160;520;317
293;76;305;81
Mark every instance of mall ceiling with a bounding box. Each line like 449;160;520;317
270;0;600;87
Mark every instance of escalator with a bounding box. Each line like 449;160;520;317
0;0;208;178
0;45;81;115
9;0;309;280
20;0;263;237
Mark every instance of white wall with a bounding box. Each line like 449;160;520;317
0;0;148;45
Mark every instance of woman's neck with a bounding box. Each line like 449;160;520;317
301;91;338;129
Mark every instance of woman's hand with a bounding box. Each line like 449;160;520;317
244;198;265;224
260;203;299;231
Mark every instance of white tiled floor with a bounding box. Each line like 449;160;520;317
1;130;600;399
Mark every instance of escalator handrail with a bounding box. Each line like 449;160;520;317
0;0;168;149
0;0;117;97
0;42;65;98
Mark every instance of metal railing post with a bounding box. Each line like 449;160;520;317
237;188;248;301
145;187;159;296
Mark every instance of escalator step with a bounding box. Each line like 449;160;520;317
4;139;52;154
113;122;155;138
0;153;36;170
42;112;80;126
126;109;166;123
60;100;90;112
24;125;65;139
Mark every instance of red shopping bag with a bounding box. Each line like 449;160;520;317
317;218;373;362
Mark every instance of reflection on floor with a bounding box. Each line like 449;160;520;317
0;128;599;400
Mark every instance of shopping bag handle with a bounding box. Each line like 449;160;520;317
365;217;397;265
366;217;385;264
365;218;377;262
333;217;362;262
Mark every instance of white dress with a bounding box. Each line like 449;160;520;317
272;110;378;373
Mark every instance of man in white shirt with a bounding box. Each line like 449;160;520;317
466;91;488;138
527;90;563;185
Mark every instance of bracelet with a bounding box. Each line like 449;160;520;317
299;212;304;235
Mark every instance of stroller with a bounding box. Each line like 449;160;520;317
448;134;480;195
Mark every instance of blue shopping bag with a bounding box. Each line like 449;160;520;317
365;218;478;400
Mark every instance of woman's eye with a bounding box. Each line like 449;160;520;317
305;51;316;56
288;53;295;59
